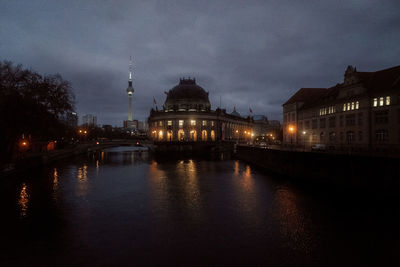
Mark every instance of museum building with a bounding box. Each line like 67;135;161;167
283;64;400;151
148;78;254;142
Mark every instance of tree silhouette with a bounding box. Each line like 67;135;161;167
0;61;75;163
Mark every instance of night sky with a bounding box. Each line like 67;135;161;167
1;0;399;126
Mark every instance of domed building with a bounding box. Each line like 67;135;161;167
148;78;254;142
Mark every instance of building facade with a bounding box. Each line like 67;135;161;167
81;114;97;127
148;78;254;142
282;65;400;151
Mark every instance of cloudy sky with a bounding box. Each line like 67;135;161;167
1;0;399;125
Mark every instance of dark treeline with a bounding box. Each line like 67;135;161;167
0;61;75;163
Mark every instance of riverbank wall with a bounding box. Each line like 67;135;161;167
0;143;112;178
235;145;400;191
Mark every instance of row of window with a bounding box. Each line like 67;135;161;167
154;120;215;127
302;130;389;142
153;129;216;141
343;101;360;112
373;96;390;107
319;106;336;116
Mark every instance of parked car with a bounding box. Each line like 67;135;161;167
311;144;326;151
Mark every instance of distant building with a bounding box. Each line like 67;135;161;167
282;65;400;151
148;78;254;142
253;115;282;141
124;120;138;130
63;112;78;128
82;114;97;127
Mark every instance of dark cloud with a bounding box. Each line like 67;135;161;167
1;0;399;125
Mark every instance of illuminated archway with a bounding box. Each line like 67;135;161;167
178;129;185;141
211;130;215;141
190;130;197;141
158;130;163;141
167;130;173;141
202;130;207;141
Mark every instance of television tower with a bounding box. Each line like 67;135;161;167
127;57;134;121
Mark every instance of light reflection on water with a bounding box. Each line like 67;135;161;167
4;146;399;265
18;183;29;218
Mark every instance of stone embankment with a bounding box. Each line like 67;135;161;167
235;145;400;191
1;142;118;178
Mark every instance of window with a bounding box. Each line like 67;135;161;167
343;104;346;111
179;120;184;127
351;102;354;110
202;120;207;126
291;113;295;121
379;97;384;106
347;103;351;111
320;118;326;128
340;132;344;141
355;101;359;109
312;119;317;129
386;96;391;105
376;129;388;141
329;132;336;141
312;132;317;141
346;131;355;142
320;132;325;141
190;120;196;126
167;120;172;126
345;114;355;126
211;121;215;127
375;110;389;124
339;115;343;127
329;117;336;128
358;131;363;141
357;113;363;125
159;121;163;126
305;121;310;129
373;98;378;107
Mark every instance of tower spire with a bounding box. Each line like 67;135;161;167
126;56;135;121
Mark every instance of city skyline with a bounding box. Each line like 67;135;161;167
1;0;399;125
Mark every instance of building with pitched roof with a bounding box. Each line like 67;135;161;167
282;64;400;151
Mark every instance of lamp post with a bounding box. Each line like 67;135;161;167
288;125;295;150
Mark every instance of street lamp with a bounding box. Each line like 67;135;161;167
288;125;296;148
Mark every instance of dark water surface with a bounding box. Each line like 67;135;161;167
1;147;399;266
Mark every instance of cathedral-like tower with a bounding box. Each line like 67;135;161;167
126;57;134;121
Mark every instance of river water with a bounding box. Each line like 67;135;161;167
0;146;399;266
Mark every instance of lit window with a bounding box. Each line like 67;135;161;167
202;120;207;126
355;101;359;109
190;120;196;126
343;104;346;111
179;120;184;127
211;121;215;127
347;103;351;110
159;121;163;126
351;102;354;110
167;120;172;126
373;98;377;107
386;96;391;106
379;97;384;106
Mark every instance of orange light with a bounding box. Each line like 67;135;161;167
79;129;82;133
96;141;99;145
22;141;27;146
84;130;87;134
288;125;295;133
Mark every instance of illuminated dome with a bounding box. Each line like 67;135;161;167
164;78;211;112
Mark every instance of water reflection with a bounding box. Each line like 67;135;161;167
18;183;29;218
76;164;88;197
274;186;313;253
52;168;59;201
231;161;259;227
